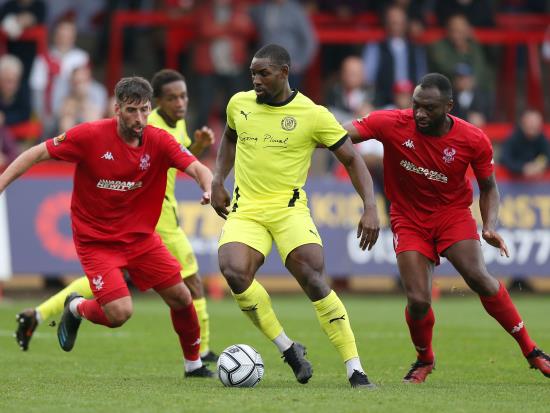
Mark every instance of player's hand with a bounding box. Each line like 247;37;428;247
357;204;380;251
194;126;215;149
211;181;231;219
200;191;211;205
482;229;509;257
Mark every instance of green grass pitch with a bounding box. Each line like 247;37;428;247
1;293;549;412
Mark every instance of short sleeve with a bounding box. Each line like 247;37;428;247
226;94;237;130
312;105;347;150
471;131;494;180
45;123;89;162
351;110;394;142
161;129;198;171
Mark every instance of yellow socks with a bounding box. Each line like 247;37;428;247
36;276;92;321
193;297;211;355
313;290;358;362
233;279;283;341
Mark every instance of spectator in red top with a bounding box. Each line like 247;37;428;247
0;0;46;80
193;0;254;131
0;76;215;378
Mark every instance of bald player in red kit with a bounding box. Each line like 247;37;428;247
0;76;214;378
344;73;550;383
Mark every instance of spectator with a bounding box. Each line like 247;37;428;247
385;79;414;110
56;65;108;132
325;56;372;123
29;18;89;136
250;0;318;89
192;0;254;131
429;14;493;93
500;110;550;178
0;128;19;169
435;0;495;27
0;54;31;128
450;62;492;127
0;0;47;80
362;4;427;107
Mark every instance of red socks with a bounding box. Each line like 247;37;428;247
480;282;536;356
170;303;201;361
77;299;113;327
405;306;435;363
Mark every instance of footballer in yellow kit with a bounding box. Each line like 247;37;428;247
218;89;348;261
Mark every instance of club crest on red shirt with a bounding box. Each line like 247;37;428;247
442;147;456;164
139;154;151;170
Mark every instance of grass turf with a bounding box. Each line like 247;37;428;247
1;293;549;412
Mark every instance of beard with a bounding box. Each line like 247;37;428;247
120;121;143;139
416;114;446;135
256;91;273;104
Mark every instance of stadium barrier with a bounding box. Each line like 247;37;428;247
4;175;550;279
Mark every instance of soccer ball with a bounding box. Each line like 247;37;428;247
217;344;264;387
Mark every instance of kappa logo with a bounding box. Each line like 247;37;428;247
92;275;104;291
511;321;524;334
240;110;251;120
442;147;456;164
139;154;151;170
53;133;66;146
402;139;415;149
192;338;201;346
101;151;114;160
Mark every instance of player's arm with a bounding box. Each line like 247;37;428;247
478;173;509;257
189;126;215;157
184;160;213;205
0;142;51;194
332;137;380;250
211;125;237;219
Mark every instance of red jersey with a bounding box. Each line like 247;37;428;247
352;109;494;221
46;118;197;243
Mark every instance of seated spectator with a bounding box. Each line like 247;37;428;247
500;110;550;178
0;127;19;169
56;65;108;132
250;0;318;89
383;79;413;110
192;0;254;132
29;18;89;136
325;56;372;123
450;62;492;127
0;0;47;80
0;54;31;128
362;4;427;107
429;14;493;93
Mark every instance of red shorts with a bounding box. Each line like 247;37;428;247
75;233;182;305
390;208;479;265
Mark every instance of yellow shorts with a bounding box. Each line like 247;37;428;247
156;225;199;279
218;200;322;263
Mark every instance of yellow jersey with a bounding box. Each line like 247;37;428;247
226;90;347;207
148;108;192;231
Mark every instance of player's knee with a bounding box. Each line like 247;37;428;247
407;296;431;316
105;303;133;327
184;274;204;299
219;262;251;292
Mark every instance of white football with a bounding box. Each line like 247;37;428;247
217;344;264;387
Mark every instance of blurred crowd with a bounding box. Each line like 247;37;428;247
0;0;549;180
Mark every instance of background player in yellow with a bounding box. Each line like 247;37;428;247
211;44;380;388
15;69;218;362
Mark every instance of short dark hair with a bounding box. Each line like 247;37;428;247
151;69;186;98
418;73;453;100
114;76;153;105
254;44;291;68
